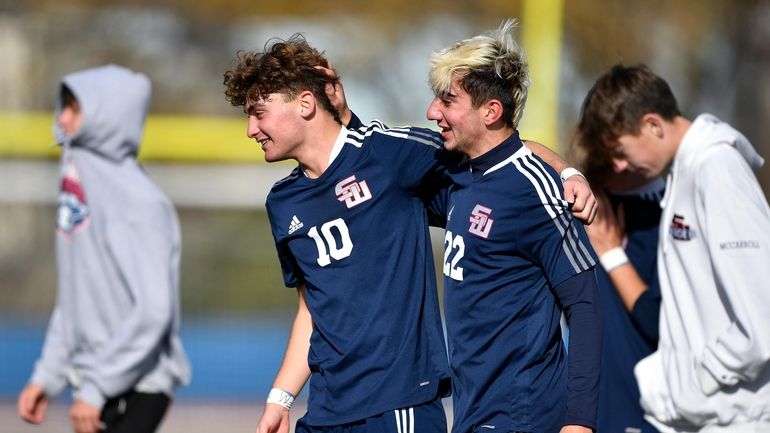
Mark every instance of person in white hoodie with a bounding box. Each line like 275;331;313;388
576;63;770;433
16;65;190;433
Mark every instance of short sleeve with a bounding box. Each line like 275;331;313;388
266;201;302;288
364;121;445;192
519;203;597;288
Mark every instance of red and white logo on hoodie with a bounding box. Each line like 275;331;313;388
57;162;90;235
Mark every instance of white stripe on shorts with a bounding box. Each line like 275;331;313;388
394;408;415;433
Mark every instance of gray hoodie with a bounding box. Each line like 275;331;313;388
30;64;190;409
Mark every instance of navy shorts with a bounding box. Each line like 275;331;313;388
296;398;447;433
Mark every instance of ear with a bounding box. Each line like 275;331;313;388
69;101;82;113
641;113;664;138
612;157;629;173
298;91;316;119
482;99;505;126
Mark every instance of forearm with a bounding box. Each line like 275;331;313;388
606;262;648;312
525;140;597;223
554;271;601;430
525;140;568;172
31;306;71;397
697;147;770;389
273;284;312;396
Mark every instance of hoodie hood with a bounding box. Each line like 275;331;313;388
678;113;764;170
54;64;151;161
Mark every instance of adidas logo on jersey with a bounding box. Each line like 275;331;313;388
288;215;304;234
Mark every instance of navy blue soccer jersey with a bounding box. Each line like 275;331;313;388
430;132;600;433
265;121;450;426
596;181;663;433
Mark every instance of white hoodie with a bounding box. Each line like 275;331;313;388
634;114;770;431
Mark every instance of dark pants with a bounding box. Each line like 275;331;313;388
99;390;171;433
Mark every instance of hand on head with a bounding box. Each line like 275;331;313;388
315;63;351;125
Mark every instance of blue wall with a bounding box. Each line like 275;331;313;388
0;314;292;402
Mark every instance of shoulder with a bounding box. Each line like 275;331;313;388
269;167;303;194
491;148;562;196
346;120;442;149
695;143;746;168
504;153;570;220
693;144;755;189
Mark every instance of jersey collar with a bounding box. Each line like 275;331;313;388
301;125;348;178
328;125;349;167
469;130;523;180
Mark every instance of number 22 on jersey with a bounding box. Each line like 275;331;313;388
443;231;464;281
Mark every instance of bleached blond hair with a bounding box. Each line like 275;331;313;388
429;19;530;128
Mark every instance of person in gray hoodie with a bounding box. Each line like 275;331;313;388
17;64;190;433
577;63;770;433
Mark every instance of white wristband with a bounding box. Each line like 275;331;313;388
599;246;629;272
560;167;586;183
266;388;295;410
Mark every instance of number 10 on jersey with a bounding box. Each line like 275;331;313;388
308;218;354;267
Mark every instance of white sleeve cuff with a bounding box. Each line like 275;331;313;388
73;381;107;410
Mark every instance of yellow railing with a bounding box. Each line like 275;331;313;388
0;111;269;163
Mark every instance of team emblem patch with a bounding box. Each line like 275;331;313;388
335;175;372;209
670;214;694;240
57;162;90;235
468;204;494;238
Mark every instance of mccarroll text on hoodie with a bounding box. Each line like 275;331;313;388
634;114;770;431
30;65;190;410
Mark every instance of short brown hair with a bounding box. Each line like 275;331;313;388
567;129;615;187
577;64;681;156
223;34;341;123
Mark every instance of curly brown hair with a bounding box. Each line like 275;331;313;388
223;34;341;123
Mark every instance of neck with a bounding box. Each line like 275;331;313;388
465;125;515;159
667;115;693;160
295;116;343;179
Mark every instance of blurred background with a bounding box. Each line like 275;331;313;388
1;0;769;431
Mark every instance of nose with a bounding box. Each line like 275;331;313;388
426;97;442;121
247;115;260;139
57;111;69;129
58;105;82;135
